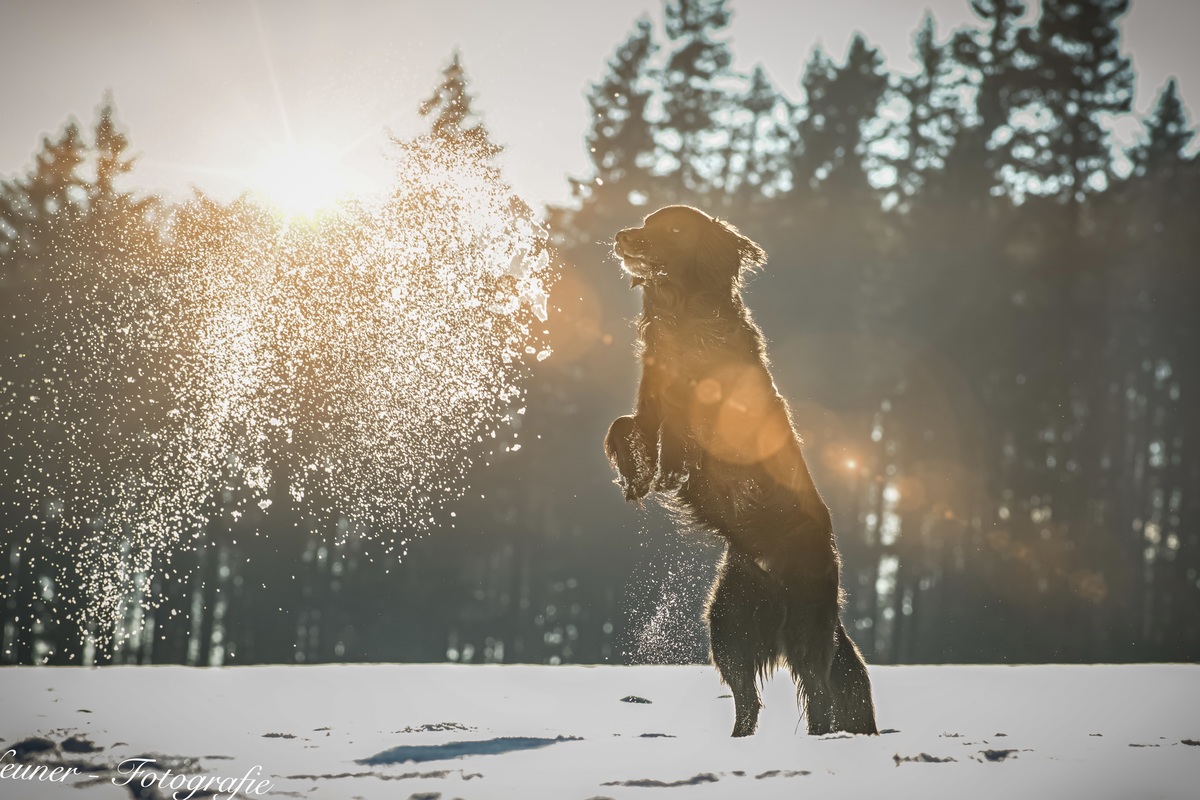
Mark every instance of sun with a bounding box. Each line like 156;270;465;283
249;140;352;217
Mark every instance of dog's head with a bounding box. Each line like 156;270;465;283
613;205;766;290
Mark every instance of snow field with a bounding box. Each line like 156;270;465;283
1;663;1197;799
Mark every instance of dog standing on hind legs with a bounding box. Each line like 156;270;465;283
604;205;878;737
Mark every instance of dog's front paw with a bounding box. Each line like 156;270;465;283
652;467;686;493
604;416;653;503
653;437;690;493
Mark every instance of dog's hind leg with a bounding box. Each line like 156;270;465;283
706;547;783;737
775;562;840;736
830;622;878;734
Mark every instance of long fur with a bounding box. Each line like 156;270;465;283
605;205;878;737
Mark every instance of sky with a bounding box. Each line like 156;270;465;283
1;0;1198;209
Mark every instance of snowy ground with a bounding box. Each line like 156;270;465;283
1;663;1197;799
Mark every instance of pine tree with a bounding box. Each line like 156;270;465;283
419;51;502;163
774;34;892;341
581;18;659;195
1099;78;1200;657
891;14;965;205
0;99;170;664
893;3;1039;660
401;50;558;666
658;0;738;197
948;0;1031;197
0;122;88;266
27;123;89;218
988;2;1134;657
791;35;889;199
1132;78;1195;184
1014;0;1134;204
789;45;836;194
552;16;661;248
93;97;135;202
86;99;159;266
722;65;793;203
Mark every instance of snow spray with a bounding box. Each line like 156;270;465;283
4;135;554;648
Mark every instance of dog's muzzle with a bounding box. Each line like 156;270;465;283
614;229;655;281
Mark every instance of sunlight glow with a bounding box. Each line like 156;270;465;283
249;140;352;216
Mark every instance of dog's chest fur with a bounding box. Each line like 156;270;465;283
639;285;764;413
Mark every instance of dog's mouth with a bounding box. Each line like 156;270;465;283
613;241;660;285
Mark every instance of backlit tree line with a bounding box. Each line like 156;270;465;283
2;0;1197;665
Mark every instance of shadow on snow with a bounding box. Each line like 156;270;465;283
358;735;582;765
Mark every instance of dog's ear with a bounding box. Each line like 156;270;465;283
727;220;767;276
699;217;766;287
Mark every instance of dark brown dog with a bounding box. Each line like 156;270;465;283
605;205;878;737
